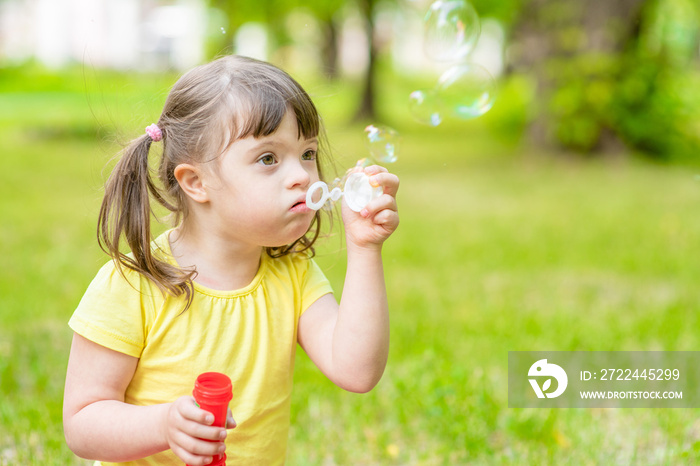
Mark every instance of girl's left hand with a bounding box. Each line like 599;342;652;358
342;165;399;250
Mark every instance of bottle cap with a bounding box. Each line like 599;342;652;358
193;372;233;406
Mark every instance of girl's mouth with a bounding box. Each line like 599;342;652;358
290;201;312;213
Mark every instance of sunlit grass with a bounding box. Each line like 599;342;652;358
2;66;700;464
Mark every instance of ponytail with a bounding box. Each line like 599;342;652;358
97;134;194;306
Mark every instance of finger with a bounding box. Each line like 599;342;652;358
367;172;399;197
173;401;226;441
226;409;237;429
361;194;397;219
172;445;213;466
189;438;226;457
172;432;225;460
181;420;227;441
363;165;388;175
177;397;214;425
371;209;400;230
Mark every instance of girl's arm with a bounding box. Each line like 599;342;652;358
63;333;230;465
298;166;399;393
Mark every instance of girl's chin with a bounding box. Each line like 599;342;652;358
263;219;315;249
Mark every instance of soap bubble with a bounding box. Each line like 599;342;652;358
220;27;226;34
436;63;495;119
424;0;480;62
409;89;442;126
331;177;343;190
365;125;400;163
354;158;373;169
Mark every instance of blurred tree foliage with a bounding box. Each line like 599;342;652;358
508;0;700;158
205;0;700;159
210;0;349;75
612;0;700;158
209;0;381;120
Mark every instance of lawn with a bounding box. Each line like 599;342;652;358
1;65;700;464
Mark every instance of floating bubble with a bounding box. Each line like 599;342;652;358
424;0;481;62
409;89;442;126
354;158;373;169
436;63;495;119
220;27;226;34
365;125;400;164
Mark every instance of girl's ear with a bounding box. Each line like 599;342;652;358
174;164;209;203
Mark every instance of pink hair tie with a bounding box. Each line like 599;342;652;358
145;123;162;142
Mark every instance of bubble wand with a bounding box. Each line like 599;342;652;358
306;125;399;212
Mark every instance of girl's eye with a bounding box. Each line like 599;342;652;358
259;154;276;166
302;150;317;161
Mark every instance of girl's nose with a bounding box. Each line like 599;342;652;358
288;162;313;188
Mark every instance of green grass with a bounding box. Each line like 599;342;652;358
2;65;700;464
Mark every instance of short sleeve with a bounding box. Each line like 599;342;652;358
68;261;150;358
298;257;334;316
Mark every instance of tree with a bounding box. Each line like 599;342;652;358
210;0;383;122
508;0;700;157
299;0;346;79
353;0;379;121
509;0;647;150
210;0;296;57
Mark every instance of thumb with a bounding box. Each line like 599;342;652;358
226;409;237;429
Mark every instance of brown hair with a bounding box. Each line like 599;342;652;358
98;55;331;303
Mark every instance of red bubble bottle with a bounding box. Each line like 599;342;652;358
189;372;233;466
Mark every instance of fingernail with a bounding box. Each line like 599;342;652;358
220;430;227;440
205;415;214;425
369;176;379;187
219;444;226;453
360;209;369;218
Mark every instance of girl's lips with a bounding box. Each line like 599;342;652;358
290;201;312;213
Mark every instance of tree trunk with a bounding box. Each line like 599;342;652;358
508;0;647;151
321;15;339;80
353;0;377;122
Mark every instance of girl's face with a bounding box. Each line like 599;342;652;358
204;110;320;248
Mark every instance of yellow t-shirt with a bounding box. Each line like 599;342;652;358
69;231;333;465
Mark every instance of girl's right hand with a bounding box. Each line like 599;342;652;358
163;396;229;465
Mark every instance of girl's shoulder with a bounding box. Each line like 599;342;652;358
266;251;333;311
267;250;316;274
83;231;174;297
91;257;162;299
71;259;159;359
266;250;330;292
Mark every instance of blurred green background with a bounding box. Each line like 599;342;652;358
2;0;700;464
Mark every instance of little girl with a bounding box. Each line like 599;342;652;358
63;55;399;466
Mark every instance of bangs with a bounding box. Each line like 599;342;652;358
226;79;320;144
